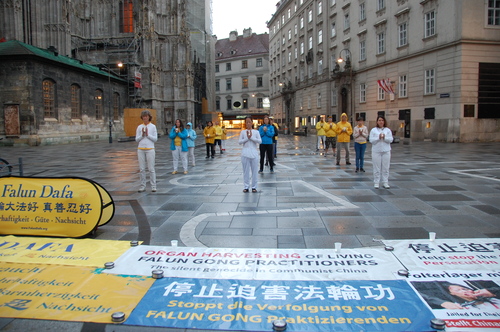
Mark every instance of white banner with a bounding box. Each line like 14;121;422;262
383;238;500;272
104;246;404;280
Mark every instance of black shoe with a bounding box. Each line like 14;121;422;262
206;156;209;158
346;162;351;165
258;169;263;173
355;168;359;172
360;168;365;172
221;151;223;154
211;156;214;158
265;162;268;166
336;162;340;166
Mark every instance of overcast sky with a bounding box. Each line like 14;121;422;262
212;0;276;38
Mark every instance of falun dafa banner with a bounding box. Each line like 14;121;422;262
0;235;133;267
0;176;114;238
0;262;153;323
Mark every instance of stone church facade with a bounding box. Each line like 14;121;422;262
0;0;214;145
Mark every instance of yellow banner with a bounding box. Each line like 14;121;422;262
0;262;154;323
0;176;114;237
0;236;133;267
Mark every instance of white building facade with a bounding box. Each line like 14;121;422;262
268;0;500;142
215;29;270;128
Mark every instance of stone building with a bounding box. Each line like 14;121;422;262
0;0;214;145
268;0;500;142
215;28;270;129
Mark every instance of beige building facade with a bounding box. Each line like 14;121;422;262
268;0;500;142
215;29;270;128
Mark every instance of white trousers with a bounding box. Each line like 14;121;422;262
137;149;156;188
317;135;326;149
172;146;188;171
372;151;391;185
241;156;259;190
188;147;195;166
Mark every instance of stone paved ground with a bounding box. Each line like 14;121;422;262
0;133;499;331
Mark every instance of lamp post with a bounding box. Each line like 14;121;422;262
332;49;353;122
106;62;123;143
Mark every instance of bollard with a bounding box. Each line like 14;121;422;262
104;262;115;269
111;311;126;323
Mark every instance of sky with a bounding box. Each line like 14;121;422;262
212;0;277;38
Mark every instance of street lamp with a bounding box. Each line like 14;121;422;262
105;62;123;144
331;49;353;122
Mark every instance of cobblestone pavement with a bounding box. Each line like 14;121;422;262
1;133;499;331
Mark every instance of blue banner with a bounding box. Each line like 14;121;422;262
126;277;435;331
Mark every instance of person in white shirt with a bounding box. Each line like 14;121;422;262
238;116;262;193
135;110;158;192
369;116;393;189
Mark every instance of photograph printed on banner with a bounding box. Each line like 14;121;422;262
407;272;500;331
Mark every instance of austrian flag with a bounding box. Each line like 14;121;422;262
377;79;395;95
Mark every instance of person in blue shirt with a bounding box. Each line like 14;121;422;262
169;119;189;174
258;115;275;173
186;122;197;167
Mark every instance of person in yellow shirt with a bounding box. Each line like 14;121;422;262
315;116;327;151
335;113;353;165
203;121;216;158
324;116;337;158
213;120;223;154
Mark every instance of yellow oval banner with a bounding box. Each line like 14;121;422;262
0;176;114;238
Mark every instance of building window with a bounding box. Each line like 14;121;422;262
308;9;313;22
216;99;220;110
113;92;120;120
377;32;385;54
226;79;232;91
318;29;323;44
43;79;56;118
227;99;232;110
300;42;304;54
359;40;366;61
331;0;336;6
398;22;408;47
226;63;231;71
215;64;219;72
331;88;337;106
242;60;248;69
318;59;323;74
424;10;436;38
256;58;263;67
300;17;304;29
288;51;292;63
282;36;286;45
359;83;366;103
215;80;220;91
288;8;291;19
307;96;311;109
318;1;322;15
257;76;263;87
243;98;248;109
377;0;385;11
488;0;500;25
331;22;336;38
94;89;103;119
119;0;134;33
288;29;292;40
295;47;298;59
425;68;435;94
70;84;81;119
242;78;248;88
308;36;313;49
344;13;350;30
399;75;407;98
359;3;366;21
377;86;385;100
317;93;322;108
294;24;298;34
257;98;263;108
